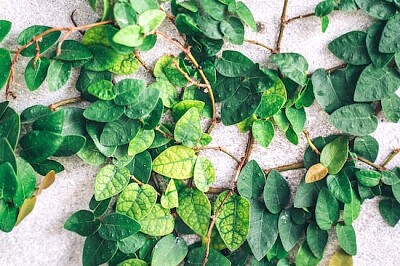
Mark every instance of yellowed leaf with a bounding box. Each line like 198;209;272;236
16;196;37;225
329;249;353;266
38;170;56;194
305;163;328;183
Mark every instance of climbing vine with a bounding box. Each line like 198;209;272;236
0;0;399;265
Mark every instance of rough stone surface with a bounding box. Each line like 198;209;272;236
0;0;399;265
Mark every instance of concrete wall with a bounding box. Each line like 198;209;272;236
0;0;399;265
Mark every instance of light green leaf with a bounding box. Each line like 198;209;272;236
161;179;179;209
177;187;211;236
336;224;357;255
295;241;321;266
343;190;361;225
270;53;308;86
151;234;188;266
148;80;179;108
118;259;147;266
117;233;146;254
252;119;275;148
113;25;144;47
116;183;157;221
153;146;197;179
215;191;250;251
13;158;36;207
138;10;166;33
236;1;257;31
320;136;349;174
138;203;174;236
84;45;122;71
355;170;381;187
88;80;115;100
174;107;202;148
285;107;306;133
109;53;140;75
131;0;158;14
172;100;205;121
194;156;216;192
114;2;137;28
315;188;339;230
94;164;130;201
353;135;379;162
128;129;155;156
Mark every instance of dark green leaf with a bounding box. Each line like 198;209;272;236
236;1;257;32
355;0;396;20
125;88;160;119
343;190;361;225
295;241;320;266
353;135;379;162
0;48;11;89
306;222;328;259
278;209;304;252
382;94;400;123
294;176;326;208
0;201;17;232
270;53;308;86
55;40;93;61
84;45;122;71
151;234;188;266
328;31;371;65
117;233;146;254
24;57;50;91
99;213;141;241
84;100;125;123
379;198;400;226
0;162;18;201
0;20;11;42
327;173;352;204
220;17;244;45
315;0;334;17
285;107;306;133
53;135;86;157
197;15;224;40
215;50;254;77
315;188;339;230
89;195;111;217
366;21;394;68
64;210;101;236
186;247;231;266
17;26;60;57
32;109;64;133
237;160;266;201
47;60;72;92
13;158;36;207
355;170;381;187
264;170;290;214
379;13;400;53
0;107;20;149
0;137;16;172
82;233;118;266
31;159;64;175
100;116;140;146
20;130;63;163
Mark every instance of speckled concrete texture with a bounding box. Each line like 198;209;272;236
0;0;399;265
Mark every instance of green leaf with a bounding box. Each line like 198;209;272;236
129;151;152;183
94;164;130;201
321;16;329;33
114;2;137;28
113;79;145;106
320;136;349;175
99;213;141;241
236;1;257;32
264;170;290;214
197;15;224;40
366;21;394;68
381;170;400;185
379;198;400;227
267;237;288;261
174;107;202;148
172;100;205;121
186;247;231;266
153;145;197;179
47;60;72;92
86;121;116;157
354;64;400;102
53;135;86;157
89;195;111;217
336;224;357;255
30;159;64;175
343;190;361;225
252;120;274;148
84;45;122;71
161;179;179;209
0;20;11;42
131;0;158;14
117;233;146;254
355;0;396;20
201;0;226;21
0;48;11;89
138;203;174;236
315;188;339;230
0;162;18;201
382;94;400;123
306;222;328;259
294;176;326;208
354;135;379;162
328;31;371;65
329;103;378;136
355;170;381;187
116;183;157;221
270;53;308;86
64;210;101;236
295;241;321;266
327;173;352;204
215;50;254;77
55;40;92;61
151;234;188;266
194;156;216;192
17;26;60;57
315;0;334;17
138;10;166;33
215;191;250;251
77;138;106;166
0;107;20;149
125;87;160;119
83;100;125;122
285;107;306;134
379;13;400;53
118;259;147;266
247;201;278;261
32;109;64;133
113;25;144;47
128;129;155;157
82;233;118;266
13;158;36;207
109;53;139;75
24;57;50;91
0;137;16;172
311;69;353;114
255;78;286;118
0;201;17;232
278;209;304;252
237;160;266;201
100;116;141;146
176;187;211;236
149;81;179;108
20;130;63;163
87;80;115;101
220;17;244;45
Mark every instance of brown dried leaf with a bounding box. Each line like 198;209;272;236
305;163;328;183
329;249;353;266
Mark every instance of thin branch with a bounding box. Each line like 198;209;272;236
203;133;254;265
70;10;84;35
196;146;241;163
48;96;82;111
264;161;305;174
134;52;155;77
285;12;315;24
5;20;113;99
303;130;320;155
358;156;386;171
173;60;208;88
381;148;400;167
245;39;276;53
307;63;347;77
131;175;161;196
159;6;187;44
155;30;217;134
276;0;289;53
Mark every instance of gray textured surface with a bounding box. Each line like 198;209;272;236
0;0;399;265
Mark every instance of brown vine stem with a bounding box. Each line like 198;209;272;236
302;130;320;155
131;175;161;196
5;20;113;99
134;52;155;78
155;30;217;134
196;146;241;163
245;39;276;53
70;10;84;35
173;60;208;88
48;96;82;111
285;12;315;24
358;156;386;171
381;148;400;167
203;133;254;265
264;161;305;174
307;63;347;77
276;0;289;53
